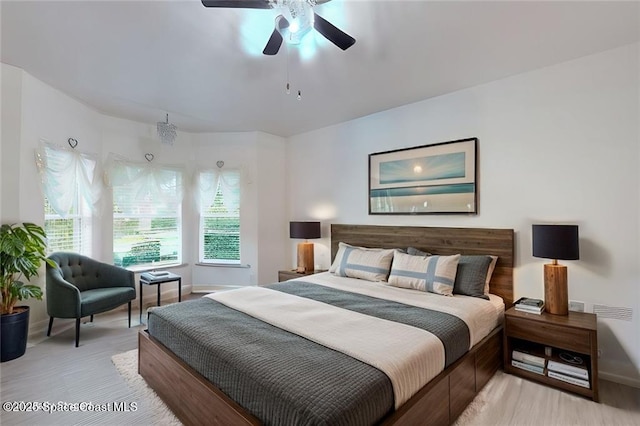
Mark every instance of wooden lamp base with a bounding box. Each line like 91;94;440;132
544;263;568;315
296;242;315;273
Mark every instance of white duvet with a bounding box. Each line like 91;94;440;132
302;272;504;347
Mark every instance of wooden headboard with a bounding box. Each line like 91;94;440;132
331;224;515;308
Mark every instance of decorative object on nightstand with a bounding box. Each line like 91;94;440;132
532;224;579;315
290;221;321;273
514;297;545;314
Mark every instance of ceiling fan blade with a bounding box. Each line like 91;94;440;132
201;0;271;9
263;16;289;56
313;13;355;51
263;29;283;55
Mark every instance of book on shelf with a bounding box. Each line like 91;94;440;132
514;297;544;314
547;370;590;389
547;360;589;380
511;359;545;375
512;350;546;368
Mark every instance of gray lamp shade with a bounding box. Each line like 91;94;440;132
532;224;579;260
289;221;321;239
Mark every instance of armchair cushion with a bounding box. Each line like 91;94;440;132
80;288;136;317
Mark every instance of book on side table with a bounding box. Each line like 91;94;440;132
514;297;545;314
141;271;171;281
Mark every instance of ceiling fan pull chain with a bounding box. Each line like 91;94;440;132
286;45;291;95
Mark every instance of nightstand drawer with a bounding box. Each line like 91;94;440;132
506;316;591;353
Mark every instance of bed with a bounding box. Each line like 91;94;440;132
138;224;514;425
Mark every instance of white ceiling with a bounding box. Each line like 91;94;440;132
2;1;639;137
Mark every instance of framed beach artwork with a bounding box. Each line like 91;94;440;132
369;138;478;215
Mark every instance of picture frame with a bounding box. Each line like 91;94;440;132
369;138;477;215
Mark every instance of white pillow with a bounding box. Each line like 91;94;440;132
330;243;383;273
388;252;461;296
330;242;395;282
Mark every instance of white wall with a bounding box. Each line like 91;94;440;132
0;64;23;224
1;64;288;334
190;131;287;288
287;44;640;385
256;132;288;284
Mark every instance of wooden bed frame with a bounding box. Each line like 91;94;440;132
138;224;514;426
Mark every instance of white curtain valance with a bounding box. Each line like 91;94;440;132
105;154;185;214
196;168;241;213
35;140;103;217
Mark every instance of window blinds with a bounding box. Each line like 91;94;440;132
35;141;101;255
196;168;240;263
107;155;184;268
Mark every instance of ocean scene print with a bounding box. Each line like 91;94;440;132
379;152;465;185
370;184;475;213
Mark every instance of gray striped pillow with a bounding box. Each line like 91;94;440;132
388;252;460;296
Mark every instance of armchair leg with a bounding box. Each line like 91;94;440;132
47;317;54;336
75;318;80;347
128;302;132;328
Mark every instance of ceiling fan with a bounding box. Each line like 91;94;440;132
201;0;356;55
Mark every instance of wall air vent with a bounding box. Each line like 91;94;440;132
592;304;633;321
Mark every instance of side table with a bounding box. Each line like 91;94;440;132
140;272;182;323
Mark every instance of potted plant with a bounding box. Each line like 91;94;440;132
1;222;54;362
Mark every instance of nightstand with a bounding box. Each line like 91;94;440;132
503;307;598;401
278;270;326;282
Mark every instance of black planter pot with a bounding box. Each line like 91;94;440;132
1;306;30;362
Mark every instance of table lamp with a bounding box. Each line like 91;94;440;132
532;224;579;315
290;221;321;273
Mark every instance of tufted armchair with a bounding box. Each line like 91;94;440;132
46;252;136;347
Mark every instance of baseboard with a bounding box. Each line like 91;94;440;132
599;371;640;389
191;285;244;293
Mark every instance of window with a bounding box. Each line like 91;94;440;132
36;141;100;256
44;196;92;255
109;160;183;268
198;169;240;264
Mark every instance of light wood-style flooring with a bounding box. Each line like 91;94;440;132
2;295;639;425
